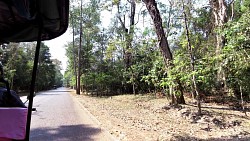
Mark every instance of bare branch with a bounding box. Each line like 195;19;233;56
127;0;132;4
135;5;145;25
116;3;126;31
166;0;173;37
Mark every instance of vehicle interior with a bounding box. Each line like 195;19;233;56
0;0;69;141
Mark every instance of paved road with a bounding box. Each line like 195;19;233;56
22;87;115;141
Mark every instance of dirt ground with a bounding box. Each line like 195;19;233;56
71;91;250;141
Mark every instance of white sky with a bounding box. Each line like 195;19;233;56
44;29;72;74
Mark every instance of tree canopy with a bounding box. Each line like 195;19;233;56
0;42;63;93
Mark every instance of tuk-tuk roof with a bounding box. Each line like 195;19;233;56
0;0;69;43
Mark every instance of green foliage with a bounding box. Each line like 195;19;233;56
221;9;250;97
64;0;250;103
0;42;62;92
142;57;166;91
63;69;74;87
35;43;63;90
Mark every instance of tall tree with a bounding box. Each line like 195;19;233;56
142;0;187;105
77;0;83;94
70;5;78;92
115;0;137;69
66;0;102;94
142;0;172;64
36;43;56;91
210;0;228;90
182;0;201;114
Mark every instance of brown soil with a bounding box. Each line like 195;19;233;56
71;91;250;141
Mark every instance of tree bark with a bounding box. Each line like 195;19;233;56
182;1;200;114
211;0;228;91
144;0;186;105
71;11;77;93
230;0;234;21
77;0;83;95
239;85;245;111
177;80;185;104
143;0;172;63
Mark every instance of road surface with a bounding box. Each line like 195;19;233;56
22;87;115;141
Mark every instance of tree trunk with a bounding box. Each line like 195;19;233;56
170;86;176;105
211;0;228;92
132;72;136;95
230;1;234;21
182;1;200;114
144;0;185;105
143;0;172;63
127;0;136;68
71;13;77;92
239;85;245;111
77;0;83;95
177;80;185;104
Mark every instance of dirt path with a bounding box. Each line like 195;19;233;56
71;91;250;141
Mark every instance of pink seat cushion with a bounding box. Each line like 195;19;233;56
0;138;12;141
0;108;28;140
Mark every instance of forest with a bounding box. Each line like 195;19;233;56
64;0;250;114
0;42;63;92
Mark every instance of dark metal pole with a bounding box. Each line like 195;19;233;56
25;21;42;141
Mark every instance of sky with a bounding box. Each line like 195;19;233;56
44;29;72;74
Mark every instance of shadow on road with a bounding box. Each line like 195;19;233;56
30;124;101;141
